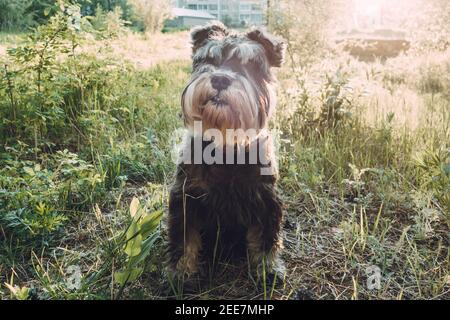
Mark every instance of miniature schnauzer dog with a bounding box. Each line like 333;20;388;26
167;22;286;279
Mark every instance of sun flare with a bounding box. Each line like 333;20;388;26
351;0;422;30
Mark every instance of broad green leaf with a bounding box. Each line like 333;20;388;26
125;234;142;257
139;209;163;238
124;221;142;257
114;270;129;286
128;267;143;282
114;267;143;286
126;221;139;240
4;284;29;300
16;287;30;300
129;197;140;218
129;233;160;266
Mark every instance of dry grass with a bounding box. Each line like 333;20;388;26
80;32;191;69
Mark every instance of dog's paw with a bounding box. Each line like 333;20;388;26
176;255;199;276
269;258;287;283
166;271;202;298
250;255;286;288
266;257;286;286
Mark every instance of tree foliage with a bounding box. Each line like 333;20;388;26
128;0;171;33
0;0;139;31
0;0;34;30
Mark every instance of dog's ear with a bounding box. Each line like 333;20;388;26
191;21;229;53
246;28;286;67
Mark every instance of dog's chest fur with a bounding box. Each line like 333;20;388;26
173;157;280;260
174;137;278;227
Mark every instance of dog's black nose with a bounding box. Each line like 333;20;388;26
211;75;231;91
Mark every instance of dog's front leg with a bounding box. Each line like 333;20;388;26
246;186;284;276
167;188;203;278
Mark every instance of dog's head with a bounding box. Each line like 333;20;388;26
182;21;286;136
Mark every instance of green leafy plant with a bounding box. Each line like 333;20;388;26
0;147;105;242
4;283;30;300
0;0;34;30
318;69;354;130
414;148;450;226
89;5;129;39
114;197;162;297
0;0;92;148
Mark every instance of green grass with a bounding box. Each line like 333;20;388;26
0;31;25;45
0;21;449;300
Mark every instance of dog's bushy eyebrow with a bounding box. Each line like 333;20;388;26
221;41;270;77
219;37;263;62
194;41;224;65
191;21;229;53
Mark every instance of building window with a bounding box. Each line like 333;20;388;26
187;4;197;10
209;4;218;11
198;4;208;10
240;4;251;11
251;4;262;11
251;14;262;22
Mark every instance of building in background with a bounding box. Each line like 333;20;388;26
171;0;267;27
167;7;216;28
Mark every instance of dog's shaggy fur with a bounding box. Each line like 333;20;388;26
167;22;286;278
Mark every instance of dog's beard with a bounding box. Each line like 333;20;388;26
183;73;267;139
